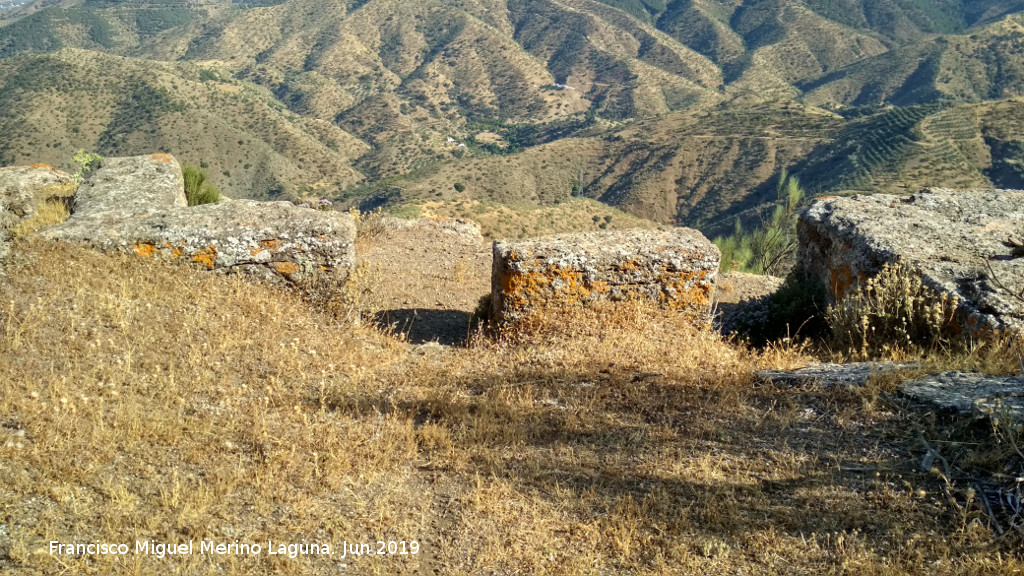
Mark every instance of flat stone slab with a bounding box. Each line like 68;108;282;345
798;188;1024;336
490;228;719;323
756;362;920;388
900;371;1024;418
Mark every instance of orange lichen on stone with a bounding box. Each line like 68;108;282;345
150;153;174;164
251;239;280;257
160;242;185;259
191;247;218;269
133;243;157;257
274;261;301;275
502;266;611;313
659;269;713;309
619;258;640;272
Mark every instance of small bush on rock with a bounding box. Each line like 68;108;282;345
827;262;961;359
183;164;221;206
71;149;102;183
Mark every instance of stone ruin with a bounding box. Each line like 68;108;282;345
5;155;1024;416
798;188;1024;338
489;228;720;324
40;154;355;284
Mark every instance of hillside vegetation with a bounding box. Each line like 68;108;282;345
0;0;1023;231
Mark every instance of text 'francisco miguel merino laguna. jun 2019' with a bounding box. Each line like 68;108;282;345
50;539;421;559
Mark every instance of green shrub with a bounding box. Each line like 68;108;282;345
827;262;961;359
183;164;221;206
453;182;466;193
714;170;804;275
71;149;102;183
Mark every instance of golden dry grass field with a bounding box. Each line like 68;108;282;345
1;221;1023;575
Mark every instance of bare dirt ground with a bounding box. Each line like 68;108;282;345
356;217;492;345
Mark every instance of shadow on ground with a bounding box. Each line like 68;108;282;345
324;366;997;559
373;308;474;346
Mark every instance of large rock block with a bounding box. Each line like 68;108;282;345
45;155;355;284
47;200;355;282
490;228;720;324
797;188;1024;336
72;153;186;218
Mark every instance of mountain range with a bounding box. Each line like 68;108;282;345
1;0;1023;233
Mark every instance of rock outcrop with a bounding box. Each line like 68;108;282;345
798;188;1024;336
0;164;72;275
490;228;720;324
45;154;355;284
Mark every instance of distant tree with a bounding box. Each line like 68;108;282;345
453;182;466;193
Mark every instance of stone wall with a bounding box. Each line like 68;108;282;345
490;228;720;324
44;154;355;284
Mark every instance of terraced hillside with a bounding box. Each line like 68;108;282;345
0;0;1023;230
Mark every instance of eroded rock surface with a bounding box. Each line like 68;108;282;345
900;371;1024;418
45;155;354;284
490;228;719;324
798;188;1024;336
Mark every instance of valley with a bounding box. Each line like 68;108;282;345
0;0;1023;235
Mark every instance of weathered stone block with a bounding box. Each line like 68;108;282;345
47;200;355;282
490;228;720;324
72;153;186;218
44;155;355;284
797;188;1024;336
0;164;72;228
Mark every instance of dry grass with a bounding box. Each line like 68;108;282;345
1;239;1022;574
